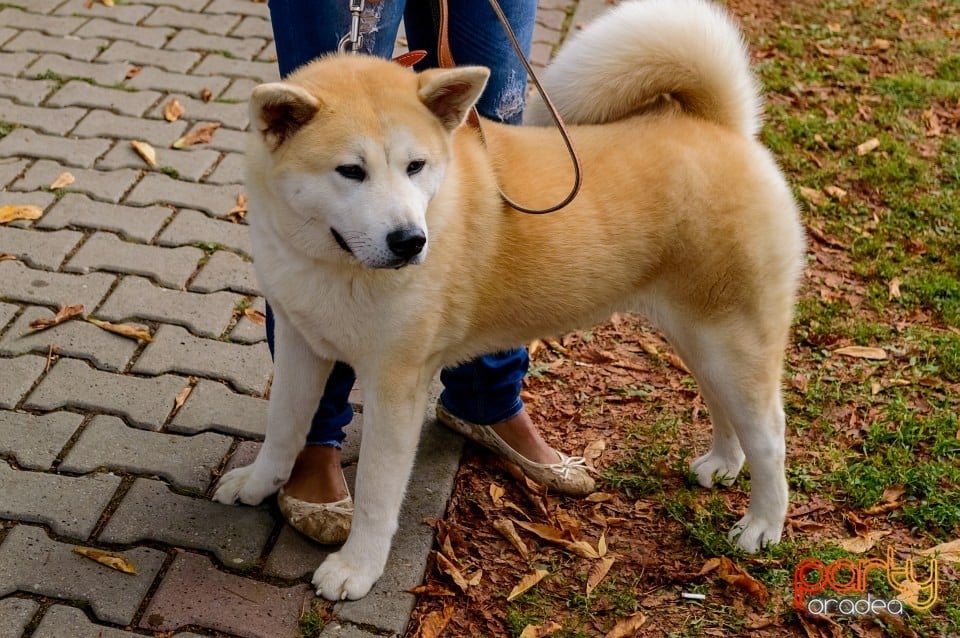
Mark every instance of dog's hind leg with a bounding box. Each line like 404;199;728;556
213;312;333;506
312;362;435;601
664;319;789;554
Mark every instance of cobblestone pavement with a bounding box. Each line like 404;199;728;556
0;0;587;636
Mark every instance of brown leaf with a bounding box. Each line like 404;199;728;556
507;569;549;602
888;277;902;300
519;622;563;638
604;612;647;638
492;518;529;559
173;122;220;149
582;439;606;464
716;556;769;605
838;530;889;554
799;186;827;207
172;382;193;415
0;205;43;224
72;547;136;574
823;185;847;200
49;172;75;190
163;98;185;122
200;87;213;103
433;551;469;593
243;307;266;326
856;138;880;156
414;602;454;638
100;0;116;6
226;193;248;221
408;584;457;597
489;482;505;506
86;318;153;343
131;140;157;168
512;520;600;558
125;66;141;80
0;253;16;261
833;346;887;360
586;555;615;595
663;351;689;373
585;492;614;503
919;538;960;564
27;304;85;333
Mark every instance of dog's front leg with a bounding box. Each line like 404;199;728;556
312;368;430;601
213;312;333;506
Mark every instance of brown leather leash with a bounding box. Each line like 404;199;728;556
434;0;583;214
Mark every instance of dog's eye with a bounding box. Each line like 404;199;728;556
406;160;426;176
336;164;366;181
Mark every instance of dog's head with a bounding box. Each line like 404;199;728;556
247;55;489;269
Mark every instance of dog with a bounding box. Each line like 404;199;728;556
213;0;806;601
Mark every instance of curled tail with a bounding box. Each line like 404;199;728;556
524;0;762;137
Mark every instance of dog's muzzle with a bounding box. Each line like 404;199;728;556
386;226;426;260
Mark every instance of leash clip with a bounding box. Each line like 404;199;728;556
337;0;367;53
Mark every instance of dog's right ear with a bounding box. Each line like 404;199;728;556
250;82;320;149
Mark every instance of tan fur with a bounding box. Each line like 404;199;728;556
214;0;805;602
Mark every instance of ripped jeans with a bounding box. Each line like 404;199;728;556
265;0;537;447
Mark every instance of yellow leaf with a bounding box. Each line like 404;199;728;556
489;482;505;506
243;307;266;326
27;304;85;333
163;98;185;122
838;530;888;554
226;192;247;221
86;318;153;343
173;122;221;149
492;518;529;559
100;0;115;6
49;172;75;190
604;612;647;638
131;140;157;168
519;622;563;638
0;205;43;224
173;382;193;414
0;253;15;261
72;547;136;574
920;538;960;564
507;569;549;601
856;137;880;155
586;556;615;595
833;345;887;360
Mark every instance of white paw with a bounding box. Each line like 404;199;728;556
728;512;783;553
690;449;744;488
312;551;381;601
212;464;279;506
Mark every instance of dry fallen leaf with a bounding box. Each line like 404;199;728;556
0;253;15;261
856;137;880;155
243;307;266;326
492;518;529;559
823;185;847;200
586;555;616;595
86;318;154;343
604;612;647;638
799;186;827;207
131;140;157;168
125;66;141;80
834;345;887;360
200;87;213;103
920;538;960;564
408;584;457;597
413;602;454;638
585;492;614;503
519;622;563;638
226;192;248;221
513;520;602;559
887;277;902;300
0;204;43;224
163;98;185;122
49;172;75;190
489;482;505;506
100;0;116;6
507;569;549;601
582;438;606;464
715;556;769;605
173;122;220;149
433;551;469;593
72;547;136;574
27;304;84;333
173;382;193;415
838;530;889;554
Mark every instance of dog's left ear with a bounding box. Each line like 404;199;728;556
418;67;491;131
250;82;320;150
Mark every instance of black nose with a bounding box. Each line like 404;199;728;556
386;227;426;259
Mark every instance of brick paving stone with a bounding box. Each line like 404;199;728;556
319;623;383;638
99;478;275;566
205;149;245;184
221;77;258;102
197;125;247;154
98;39;202;74
0;525;166;625
145;6;240;34
64;232;204;289
47;80;162;117
0;354;45;410
98;140;221;182
4;31;108;63
0;192;57;230
158;208;252;256
27;53;134;86
0;306;139;373
170;378;267;438
207;0;271;18
262;524;331;581
141;551;312;638
0;77;57;106
189;250;260;296
73;109;188;148
126;66;230;98
38;193;171;243
33;605;209;638
13;159;140;204
0;128;111;168
0;411;83;471
0;301;17;330
0;9;85;36
138;0;208;9
126;172;243;216
0;98;86;135
0;258;114;309
223;440;260;473
98;274;243;338
0;226;83;270
60;415;232;491
233;16;274;40
165;30;267;61
0;51;38;77
257;41;278;65
24;357;184;431
0;158;28;188
193;55;279;84
229;295;265;344
0;464;121;538
146;93;248;130
75;19;174;50
134;324;271;395
0;597;39;638
54;1;153;23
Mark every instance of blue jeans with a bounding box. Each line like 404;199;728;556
265;0;536;446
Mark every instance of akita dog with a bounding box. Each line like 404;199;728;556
214;0;805;601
